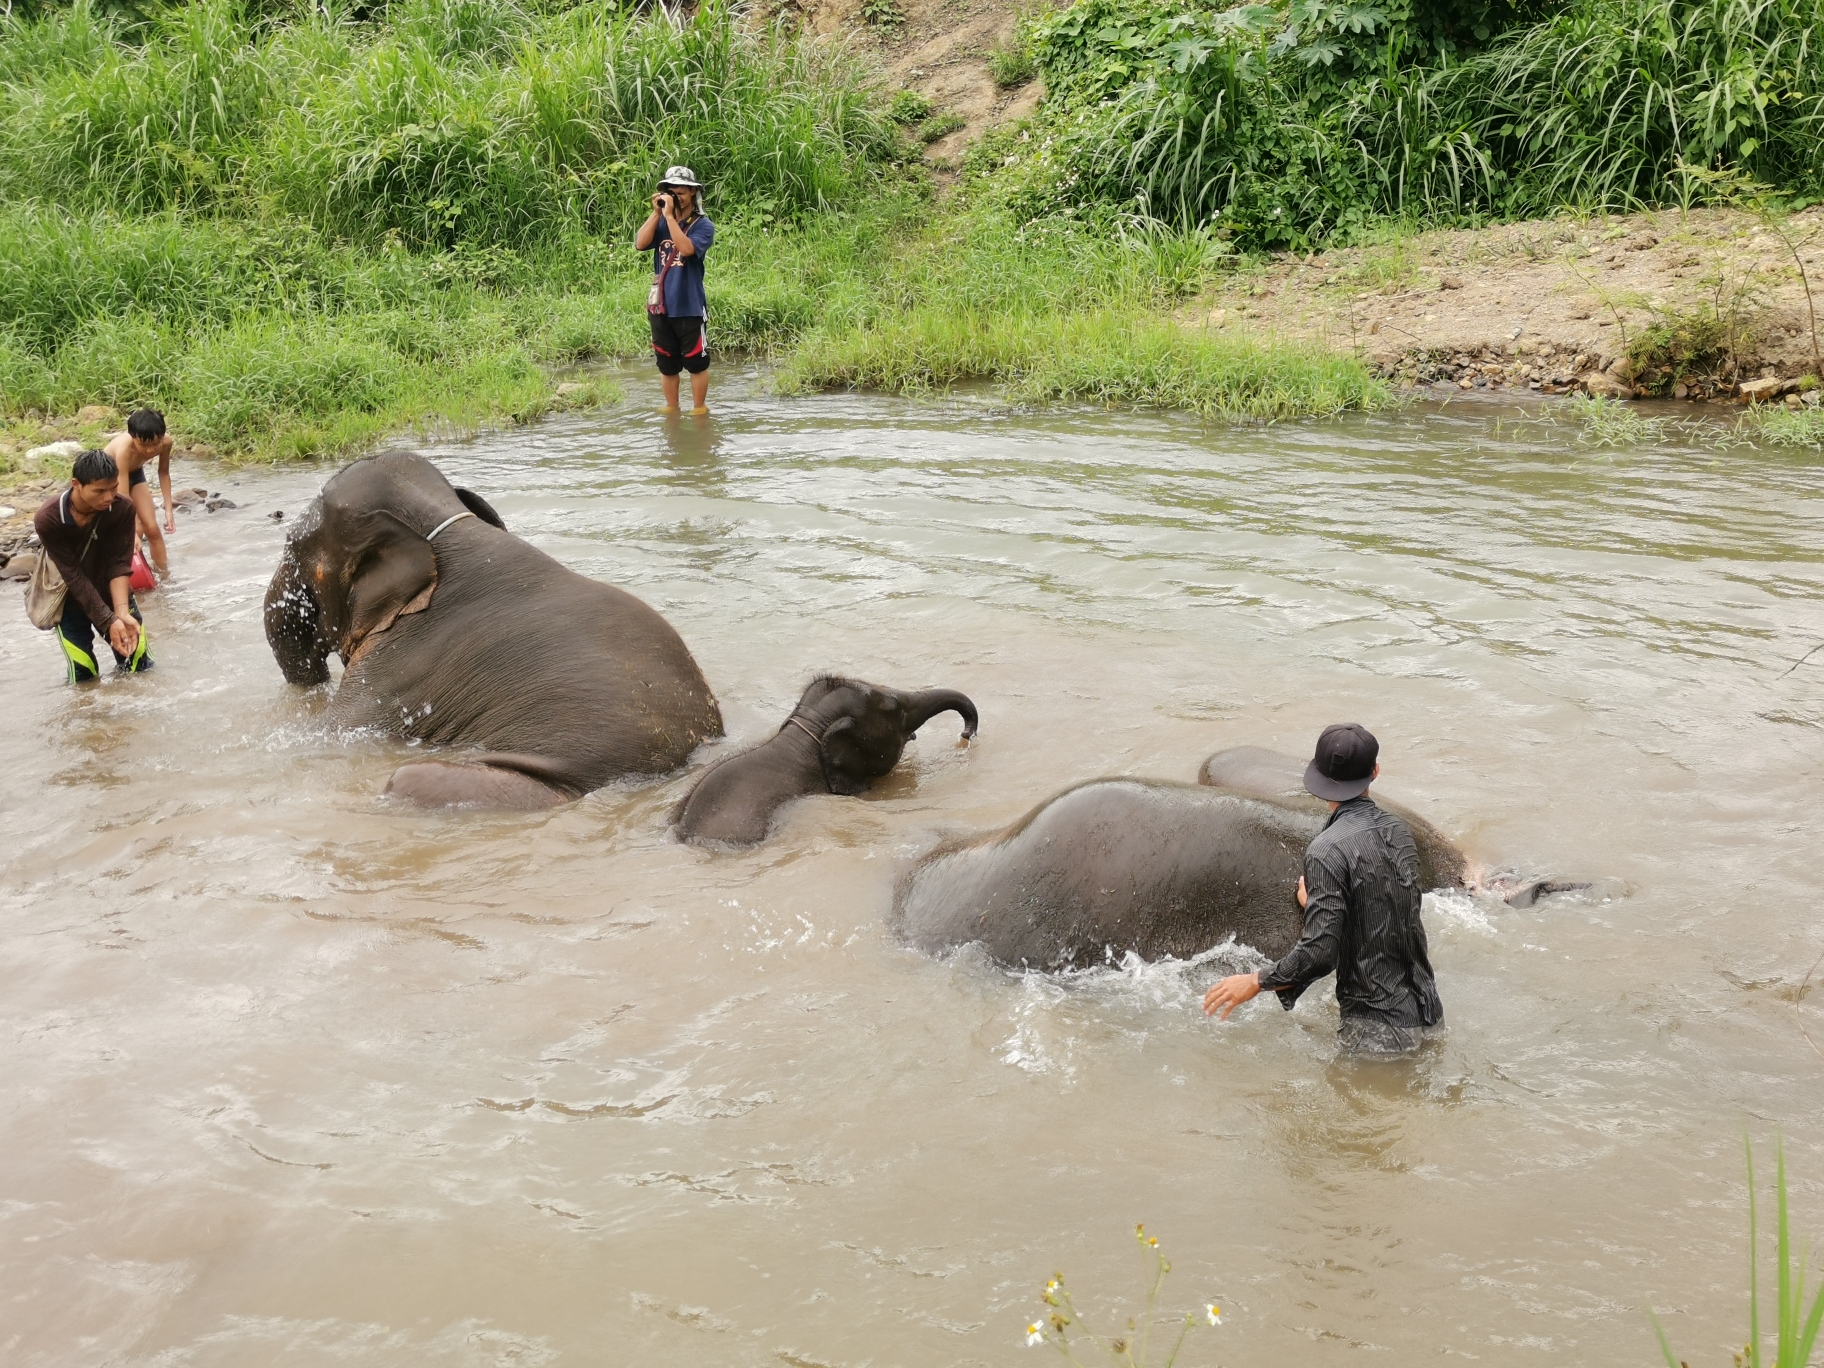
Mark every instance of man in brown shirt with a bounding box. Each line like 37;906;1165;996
32;449;152;682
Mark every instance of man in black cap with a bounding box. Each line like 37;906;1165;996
1202;723;1442;1052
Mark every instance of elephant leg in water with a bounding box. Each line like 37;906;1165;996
674;676;978;846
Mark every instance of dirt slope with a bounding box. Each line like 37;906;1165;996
1186;207;1824;400
784;0;1042;165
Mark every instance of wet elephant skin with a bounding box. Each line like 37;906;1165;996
674;677;977;847
892;780;1314;970
264;449;722;804
1199;745;1469;892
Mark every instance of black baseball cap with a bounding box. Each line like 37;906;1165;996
1304;723;1379;801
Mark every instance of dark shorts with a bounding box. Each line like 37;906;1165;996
128;466;146;489
650;313;709;376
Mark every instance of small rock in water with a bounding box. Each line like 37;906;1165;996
171;487;208;506
205;497;237;512
4;549;39;580
269;510;284;520
1582;373;1632;399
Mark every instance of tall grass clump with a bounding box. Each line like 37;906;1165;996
1652;1138;1824;1368
778;204;1388;416
1731;401;1824;448
1002;0;1824;248
0;0;900;249
1417;0;1824;221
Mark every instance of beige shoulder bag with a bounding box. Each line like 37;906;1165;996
24;509;98;630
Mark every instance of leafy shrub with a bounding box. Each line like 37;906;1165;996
860;0;905;31
918;112;967;143
1004;0;1824;248
988;40;1037;88
888;88;933;124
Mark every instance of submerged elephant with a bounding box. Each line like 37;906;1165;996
892;747;1544;971
265;450;722;806
674;676;978;845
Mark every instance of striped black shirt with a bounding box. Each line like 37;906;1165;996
1258;795;1443;1029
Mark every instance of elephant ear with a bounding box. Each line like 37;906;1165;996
817;716;873;796
344;532;437;657
455;487;505;529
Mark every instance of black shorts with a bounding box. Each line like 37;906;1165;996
128;465;146;489
650;313;709;376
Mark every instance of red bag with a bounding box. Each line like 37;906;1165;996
130;547;156;592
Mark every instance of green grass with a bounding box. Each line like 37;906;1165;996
988;41;1037;89
1652;1138;1824;1368
771;203;1388;416
0;0;1398;459
0;195;935;459
1006;0;1824;249
781;310;1389;417
0;0;899;246
1732;402;1824;447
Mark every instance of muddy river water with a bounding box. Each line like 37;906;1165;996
4;373;1823;1366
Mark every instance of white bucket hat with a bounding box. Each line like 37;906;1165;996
659;165;704;189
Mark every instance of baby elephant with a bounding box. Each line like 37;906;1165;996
673;676;978;846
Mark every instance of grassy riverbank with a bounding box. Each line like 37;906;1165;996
5;0;1824;462
0;0;1388;464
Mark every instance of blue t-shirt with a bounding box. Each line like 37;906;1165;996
650;214;714;318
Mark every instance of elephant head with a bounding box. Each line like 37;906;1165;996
265;450;504;684
674;675;978;846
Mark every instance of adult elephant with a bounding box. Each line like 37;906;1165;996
674;675;977;846
265;450;722;807
892;747;1550;971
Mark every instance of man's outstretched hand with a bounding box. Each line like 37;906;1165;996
108;614;140;659
1203;972;1262;1020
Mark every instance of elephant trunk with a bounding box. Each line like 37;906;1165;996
905;688;978;740
265;552;330;685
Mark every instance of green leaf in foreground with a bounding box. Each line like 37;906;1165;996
1652;1137;1824;1368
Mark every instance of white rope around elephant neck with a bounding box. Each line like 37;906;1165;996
426;511;474;541
785;715;824;745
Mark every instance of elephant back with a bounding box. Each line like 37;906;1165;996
1199;746;1468;890
334;515;722;788
893;779;1310;970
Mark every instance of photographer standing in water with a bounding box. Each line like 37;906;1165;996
634;166;714;414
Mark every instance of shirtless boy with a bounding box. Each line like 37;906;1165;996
103;407;175;575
